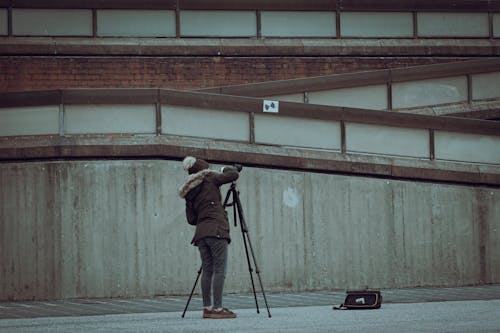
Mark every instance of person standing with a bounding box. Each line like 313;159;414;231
178;156;239;319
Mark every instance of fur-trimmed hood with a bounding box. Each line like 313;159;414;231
179;165;239;245
178;169;220;198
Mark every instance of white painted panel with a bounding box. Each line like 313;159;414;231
162;105;249;141
472;72;500;100
12;9;92;36
261;11;336;37
435;131;500;165
265;93;304;103
0;9;7;35
392;76;467;109
346;123;429;158
494;14;500;38
308;85;388;110
97;10;175;37
254;114;341;150
417;12;489;37
180;10;256;37
0;106;59;136
341;12;413;37
65;105;155;134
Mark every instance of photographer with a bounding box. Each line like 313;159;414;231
178;156;240;319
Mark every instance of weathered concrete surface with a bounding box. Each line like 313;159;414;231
1;160;499;300
1;135;499;186
1;37;500;56
2;301;500;333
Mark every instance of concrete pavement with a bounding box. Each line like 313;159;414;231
1;300;500;333
2;285;500;320
1;285;500;332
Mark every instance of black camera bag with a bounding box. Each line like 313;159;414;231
333;290;382;310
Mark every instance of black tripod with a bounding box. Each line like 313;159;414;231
182;182;272;318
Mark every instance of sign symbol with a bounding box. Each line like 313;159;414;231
263;100;279;113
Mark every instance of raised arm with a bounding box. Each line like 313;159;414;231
214;166;239;186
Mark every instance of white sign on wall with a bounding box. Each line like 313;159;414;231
263;100;279;113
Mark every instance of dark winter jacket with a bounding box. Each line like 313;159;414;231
178;167;239;245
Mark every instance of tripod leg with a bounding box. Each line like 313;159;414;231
181;265;202;318
241;233;260;313
246;234;272;318
233;189;272;318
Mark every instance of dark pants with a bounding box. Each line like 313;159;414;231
197;237;228;309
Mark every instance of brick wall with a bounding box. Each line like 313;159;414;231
0;56;469;92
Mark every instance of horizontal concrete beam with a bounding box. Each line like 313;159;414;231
0;135;499;186
386;100;500;119
1;37;499;56
1;0;498;11
448;108;500;120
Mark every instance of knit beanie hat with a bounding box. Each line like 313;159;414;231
183;156;209;174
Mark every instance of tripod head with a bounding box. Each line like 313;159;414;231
223;182;242;228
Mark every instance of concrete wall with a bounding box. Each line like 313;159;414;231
1;160;499;300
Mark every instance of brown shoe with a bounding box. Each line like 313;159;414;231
203;308;213;318
210;308;237;319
